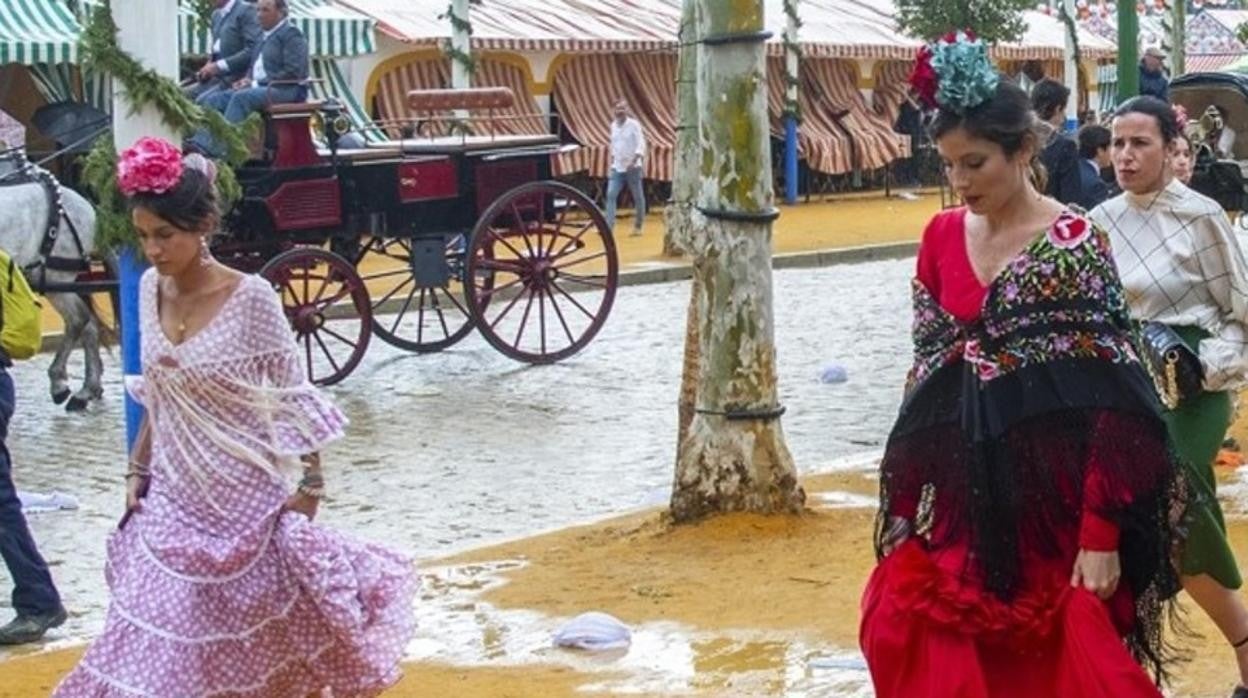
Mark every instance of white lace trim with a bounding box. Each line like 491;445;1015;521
137;517;276;584
109;585;299;644
76;640;335;698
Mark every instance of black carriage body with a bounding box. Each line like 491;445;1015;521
227;141;557;247
222;104;616;386
1170;72;1248;212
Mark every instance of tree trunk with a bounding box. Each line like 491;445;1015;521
670;0;804;523
673;0;701;454
662;0;700;258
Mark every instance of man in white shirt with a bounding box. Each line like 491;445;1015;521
605;100;647;236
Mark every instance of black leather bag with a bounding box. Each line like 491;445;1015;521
1138;322;1204;409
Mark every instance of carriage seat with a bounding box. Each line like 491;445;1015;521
408;87;515;112
365;133;559;155
264;100;325;118
317;146;403;161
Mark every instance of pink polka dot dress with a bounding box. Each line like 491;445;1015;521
54;271;417;697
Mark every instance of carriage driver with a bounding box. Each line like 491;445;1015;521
184;0;262;103
188;0;309;158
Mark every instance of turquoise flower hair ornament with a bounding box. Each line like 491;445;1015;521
910;30;1000;114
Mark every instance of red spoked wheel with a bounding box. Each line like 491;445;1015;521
360;235;481;353
464;181;618;363
260;247;372;386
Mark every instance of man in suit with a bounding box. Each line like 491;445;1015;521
190;0;309;156
1032;79;1082;206
1076;124;1112;210
184;0;261;103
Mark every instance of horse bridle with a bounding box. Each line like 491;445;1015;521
0;153;90;288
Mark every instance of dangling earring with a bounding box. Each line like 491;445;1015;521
199;236;213;267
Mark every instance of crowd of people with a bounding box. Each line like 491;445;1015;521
862;30;1248;698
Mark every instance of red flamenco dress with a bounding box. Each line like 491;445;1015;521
859;209;1183;698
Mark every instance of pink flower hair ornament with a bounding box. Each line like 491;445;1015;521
116;136;184;197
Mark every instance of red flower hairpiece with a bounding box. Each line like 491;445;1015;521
117;137;184;197
909;30;981;111
910;45;939;110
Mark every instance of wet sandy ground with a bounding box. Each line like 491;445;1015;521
2;259;915;649
9;250;1248;696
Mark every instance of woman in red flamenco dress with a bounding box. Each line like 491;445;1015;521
860;33;1184;698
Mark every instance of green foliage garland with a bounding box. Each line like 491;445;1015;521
440;3;476;76
1056;3;1081;67
79;2;257;252
191;0;215;35
782;0;803;123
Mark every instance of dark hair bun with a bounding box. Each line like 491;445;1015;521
127;163;219;233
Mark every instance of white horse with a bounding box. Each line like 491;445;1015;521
0;156;105;411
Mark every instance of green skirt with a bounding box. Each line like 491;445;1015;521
1165;326;1243;589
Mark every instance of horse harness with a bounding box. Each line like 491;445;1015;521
0;157;90;288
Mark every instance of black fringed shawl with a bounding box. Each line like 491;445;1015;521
876;213;1183;676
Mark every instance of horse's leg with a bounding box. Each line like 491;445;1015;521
44;292;83;406
72;299;105;411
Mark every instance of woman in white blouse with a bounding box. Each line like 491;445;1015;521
1090;96;1248;698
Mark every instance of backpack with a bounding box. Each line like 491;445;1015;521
0;248;41;360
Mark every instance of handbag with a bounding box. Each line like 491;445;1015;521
1138;322;1204;409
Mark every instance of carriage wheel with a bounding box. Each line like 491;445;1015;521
260;248;372;386
464;181;618;363
359;235;482;353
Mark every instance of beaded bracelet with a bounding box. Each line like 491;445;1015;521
296;482;325;499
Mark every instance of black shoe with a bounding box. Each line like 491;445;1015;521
1231;686;1248;698
0;607;68;645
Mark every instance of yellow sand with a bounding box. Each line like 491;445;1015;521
6;469;1248;697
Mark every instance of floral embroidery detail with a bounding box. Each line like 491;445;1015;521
1047;213;1090;249
907;214;1140;389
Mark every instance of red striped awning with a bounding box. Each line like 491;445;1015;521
551;54;675;182
373;57;549;139
872;60;912;127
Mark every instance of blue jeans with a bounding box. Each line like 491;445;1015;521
605;166;646;233
190;84;304;157
0;369;61;616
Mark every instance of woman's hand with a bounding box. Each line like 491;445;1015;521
1070;549;1121;599
880;516;913;556
283;491;319;521
120;474;148;529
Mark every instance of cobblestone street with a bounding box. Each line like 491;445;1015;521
1;258;914;648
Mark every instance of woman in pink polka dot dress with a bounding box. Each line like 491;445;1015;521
54;139;417;697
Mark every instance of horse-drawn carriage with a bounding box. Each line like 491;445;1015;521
12;86;620;408
1169;72;1248;218
210;87;622;385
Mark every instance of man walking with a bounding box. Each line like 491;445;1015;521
185;0;261;103
605;100;646;236
0;359;65;644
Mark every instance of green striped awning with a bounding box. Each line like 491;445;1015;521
180;0;376;58
0;0;82;65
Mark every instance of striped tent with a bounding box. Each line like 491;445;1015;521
871;59;913;127
180;0;375;58
552;53;675;181
372;58;448;137
371;57;548;142
0;0;81;65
